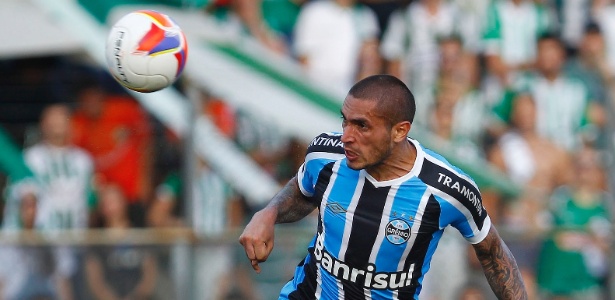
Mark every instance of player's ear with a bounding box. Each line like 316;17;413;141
392;121;411;142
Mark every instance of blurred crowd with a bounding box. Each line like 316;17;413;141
0;0;614;299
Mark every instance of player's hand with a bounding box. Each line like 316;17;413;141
238;207;276;273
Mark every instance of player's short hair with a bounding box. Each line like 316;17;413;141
348;74;416;126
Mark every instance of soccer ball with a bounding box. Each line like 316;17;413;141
106;10;188;93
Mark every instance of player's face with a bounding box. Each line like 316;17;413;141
340;96;394;171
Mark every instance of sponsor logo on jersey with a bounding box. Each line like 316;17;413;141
436;172;482;216
309;136;344;148
313;233;415;290
385;219;411;245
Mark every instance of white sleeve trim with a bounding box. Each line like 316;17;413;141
296;163;313;197
467;215;492;244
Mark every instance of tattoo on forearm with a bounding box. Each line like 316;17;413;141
474;230;528;300
269;179;316;224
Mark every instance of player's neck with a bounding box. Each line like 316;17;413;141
366;141;417;181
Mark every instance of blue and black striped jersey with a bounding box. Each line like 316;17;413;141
280;132;491;300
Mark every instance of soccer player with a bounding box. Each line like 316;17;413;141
239;75;527;299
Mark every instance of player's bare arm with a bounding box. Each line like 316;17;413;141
473;226;528;300
252;176;317;224
239;176;317;273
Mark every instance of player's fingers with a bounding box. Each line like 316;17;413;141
253;241;270;262
242;239;257;261
251;259;261;274
241;240;263;273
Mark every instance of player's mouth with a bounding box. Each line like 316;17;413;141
344;149;359;161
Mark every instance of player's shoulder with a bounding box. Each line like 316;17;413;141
417;143;479;193
303;132;345;164
306;132;345;156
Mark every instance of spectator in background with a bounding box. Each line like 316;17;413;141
85;184;158;300
23;104;95;230
507;33;605;152
380;0;459;125
430;35;490;158
489;93;573;230
488;93;573;299
18;104;93;300
481;0;556;104
293;0;381;95
0;191;75;300
564;22;614;149
71;79;153;227
536;148;611;299
565;23;613;108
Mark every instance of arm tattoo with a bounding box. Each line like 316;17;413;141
473;227;528;300
268;177;317;224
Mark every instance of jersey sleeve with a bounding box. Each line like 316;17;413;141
297;132;345;198
444;169;490;244
419;152;491;244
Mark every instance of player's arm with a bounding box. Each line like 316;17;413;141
472;225;528;300
267;176;317;224
239;176;316;273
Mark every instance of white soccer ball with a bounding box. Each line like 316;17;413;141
106;10;188;93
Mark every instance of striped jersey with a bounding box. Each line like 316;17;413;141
512;72;591;151
24;143;94;229
483;0;553;65
280;133;491;300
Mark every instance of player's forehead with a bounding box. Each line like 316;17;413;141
341;95;385;120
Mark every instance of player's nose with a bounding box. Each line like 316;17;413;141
341;128;354;144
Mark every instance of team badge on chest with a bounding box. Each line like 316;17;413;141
385;219;411;245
